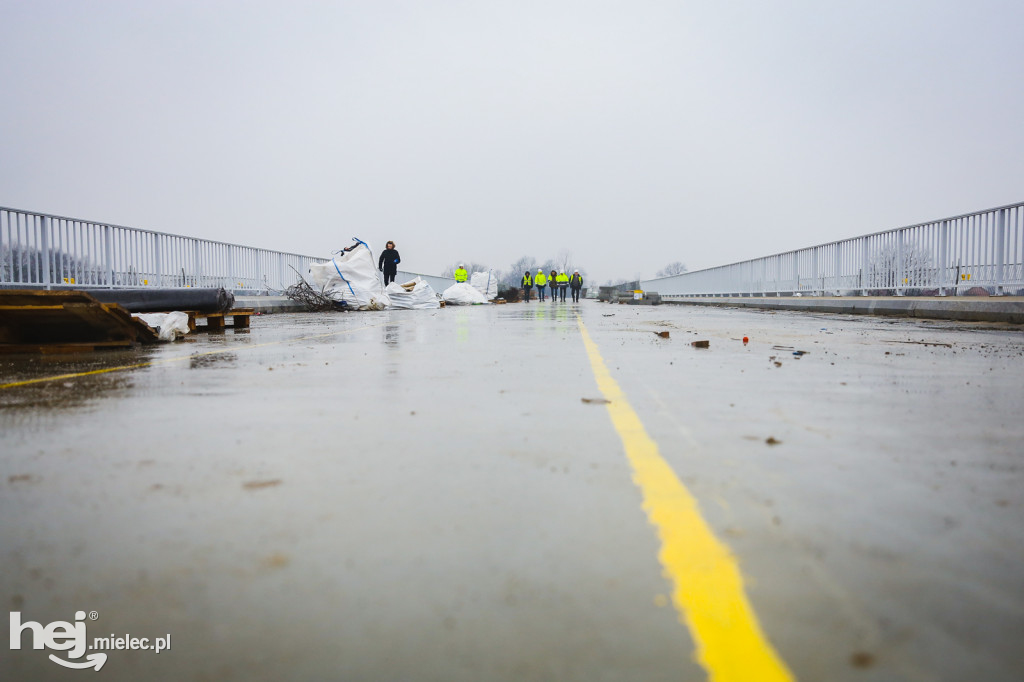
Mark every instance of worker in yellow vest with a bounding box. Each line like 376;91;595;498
521;270;533;302
555;271;570;301
534;269;548;301
569;270;584;302
454;264;468;283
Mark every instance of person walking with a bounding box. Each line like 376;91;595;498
454;264;468;283
569;270;584;302
378;241;401;286
556;271;570;301
521;270;533;301
549;269;558;303
534;269;547;301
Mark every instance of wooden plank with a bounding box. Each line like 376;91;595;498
0;290;160;346
62;303;140;341
229;313;252;328
203;314;226;331
0;289;101;307
0;305;67;311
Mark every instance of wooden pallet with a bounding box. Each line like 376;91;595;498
185;309;254;332
0;289;160;354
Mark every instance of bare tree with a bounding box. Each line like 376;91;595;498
656;261;688;277
867;243;932;293
1;243;102;285
555;249;573;274
500;255;537;289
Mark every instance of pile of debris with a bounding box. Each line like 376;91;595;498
292;239;496;311
0;288;250;354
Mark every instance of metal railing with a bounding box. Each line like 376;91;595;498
640;202;1024;298
0;206;452;294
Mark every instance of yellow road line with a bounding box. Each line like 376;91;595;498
0;322;387;390
577;315;794;682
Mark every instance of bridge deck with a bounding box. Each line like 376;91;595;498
1;303;1022;681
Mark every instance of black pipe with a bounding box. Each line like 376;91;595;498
80;287;235;313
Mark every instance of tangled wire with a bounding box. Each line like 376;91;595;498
284;266;346;311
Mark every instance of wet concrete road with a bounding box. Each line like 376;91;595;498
1;302;1022;681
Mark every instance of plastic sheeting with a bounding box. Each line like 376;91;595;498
469;271;497;300
442;282;489;305
133;311;191;341
308;241;391;310
385;277;440;309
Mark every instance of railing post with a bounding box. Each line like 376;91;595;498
811;248;819;296
938;220;948;296
895;231;905;296
834;243;842;295
193;241;201;287
104;224;113;286
40;216;52;289
154;234;163;287
994;209;1006;295
861;238;869;295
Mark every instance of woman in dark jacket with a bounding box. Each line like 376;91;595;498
378;241;400;285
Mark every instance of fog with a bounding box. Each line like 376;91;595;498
2;0;1021;284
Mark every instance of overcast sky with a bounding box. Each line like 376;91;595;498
2;0;1022;284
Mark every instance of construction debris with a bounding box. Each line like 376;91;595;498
0;289;161;353
82;287;234;313
386;278;440;309
691;340;710;348
286;271;342;311
133;312;191;341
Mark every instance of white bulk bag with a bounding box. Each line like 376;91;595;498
386;277;440;309
470;270;497;300
442;282;489;305
308;240;391;310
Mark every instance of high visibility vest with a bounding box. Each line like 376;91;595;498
454;268;468;282
556;273;569;284
522;274;533;286
570;274;583;287
535;273;547;286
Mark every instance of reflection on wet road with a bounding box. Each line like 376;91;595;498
1;304;1022;682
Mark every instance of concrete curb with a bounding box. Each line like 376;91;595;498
234;296;308;314
661;296;1024;324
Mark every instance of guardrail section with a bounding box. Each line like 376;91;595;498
0;207;451;294
641;202;1024;297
